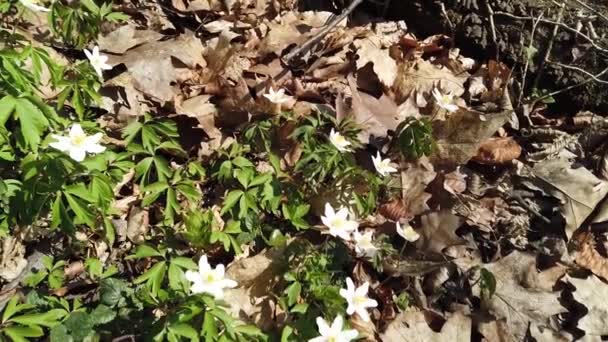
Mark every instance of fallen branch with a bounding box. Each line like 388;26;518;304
283;0;364;61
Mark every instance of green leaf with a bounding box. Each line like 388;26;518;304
231;156;253;168
290;303;308;314
234;168;253;188
2;297;35;323
234;324;265;337
133;261;167;298
171;257;197;270
480;268;497;299
89;305;116;325
63;192;95;228
168;262;188;292
9;309;67;327
285;282;301;307
168;323;199;342
280;325;293;342
0;95;17;127
14;98;50;152
127;245;164;259
3;326;44;342
220;190;243;215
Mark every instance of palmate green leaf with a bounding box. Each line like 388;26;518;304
3;325;44;342
171;257;197;270
220;190;243;215
127;244;165;259
168;323;199;342
14;98;51;153
2;297;35;323
133;261;166;298
168;262;189;292
9;309;67;328
63;192;95;228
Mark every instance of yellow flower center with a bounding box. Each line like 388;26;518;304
334;136;346;144
205;273;216;282
354;295;366;305
328;337;337;342
70;134;86;146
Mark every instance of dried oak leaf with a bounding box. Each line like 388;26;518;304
0;237;28;282
471;137;522;165
126;207;149;244
98;24;163;54
566;275;608;337
417;210;464;254
432;109;511;167
381;310;471;342
106;32;205;103
175;94;221;143
529;158;608;239
354;39;397;87
456;251;567;342
224;246;288;330
392;59;467;103
571;232;608;283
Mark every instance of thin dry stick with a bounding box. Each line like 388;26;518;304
548;60;608;84
494;11;608;54
283;0;364;61
484;0;500;60
518;13;544;106
573;0;608;24
532;2;565;90
534;65;608;104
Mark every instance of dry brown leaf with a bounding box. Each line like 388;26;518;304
354;39;397;87
393;59;467;103
566;275;608;337
380;310;471;342
417;210;464;254
98;25;163;54
106;32;205;103
0;237;28;282
432;109;511;167
224;246;287;330
472;137;522;165
530;158;608;238
345;75;409;143
175;94;221;142
400;157;437;217
126;207;149;244
443;168;467;195
457;251;566;341
572;232;608;281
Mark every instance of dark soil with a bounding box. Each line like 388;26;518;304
385;0;608;114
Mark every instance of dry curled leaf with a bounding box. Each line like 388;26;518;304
572;232;608;280
472;137;522;165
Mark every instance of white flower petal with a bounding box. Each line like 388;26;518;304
69;123;85;138
68;148;86;162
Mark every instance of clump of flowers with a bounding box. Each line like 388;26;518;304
49;123;106;162
263;87;293;104
353;231;378;257
185;255;237;299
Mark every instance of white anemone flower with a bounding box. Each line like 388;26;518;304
309;315;359;342
329;129;351;152
185;255;237;299
320;203;358;241
353;231;378;257
371;152;397;176
19;0;50;12
49;124;106;162
84;46;112;78
263;87;293;104
432;88;459;113
396;222;420;242
339;277;378;322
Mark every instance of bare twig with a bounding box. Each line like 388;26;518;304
518;13;543;106
494;11;608;55
484;0;499;60
547;61;608;84
533;65;608;104
283;0;364;61
573;0;608;24
532;2;565;90
440;3;455;33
